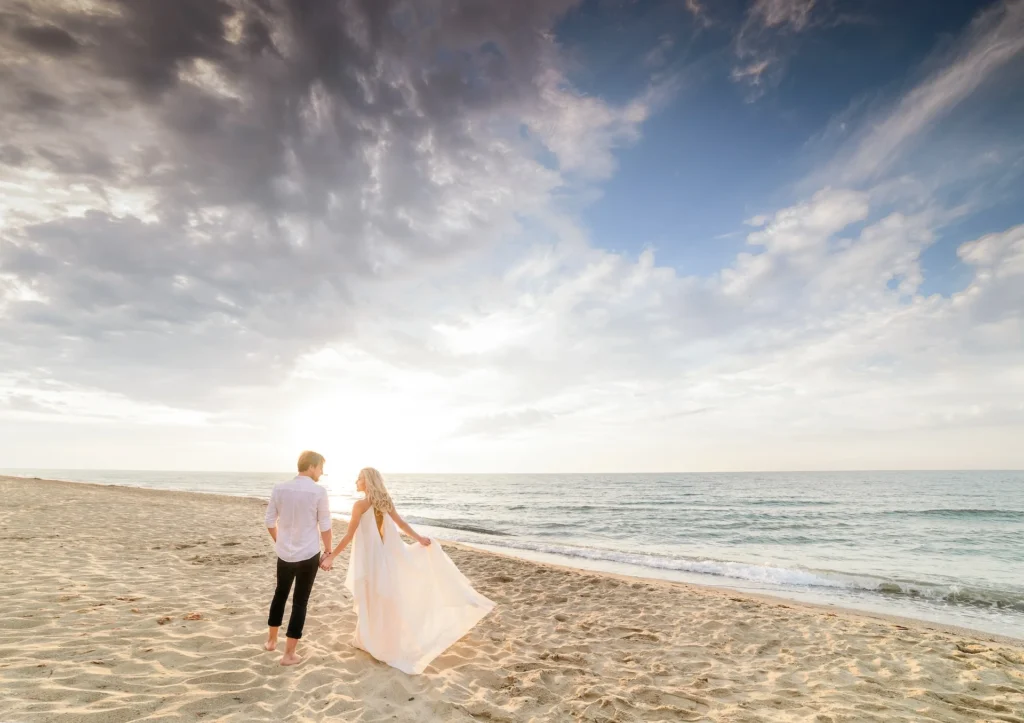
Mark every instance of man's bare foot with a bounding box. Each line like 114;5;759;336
279;652;303;666
264;638;277;651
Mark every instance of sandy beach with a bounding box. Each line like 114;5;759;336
1;476;1022;723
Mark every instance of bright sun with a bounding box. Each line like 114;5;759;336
288;385;445;478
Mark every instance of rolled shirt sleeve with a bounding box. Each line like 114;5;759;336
317;488;332;532
265;488;278;528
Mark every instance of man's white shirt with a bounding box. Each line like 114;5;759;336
265;475;331;562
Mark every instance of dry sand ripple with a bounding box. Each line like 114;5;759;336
1;476;1022;722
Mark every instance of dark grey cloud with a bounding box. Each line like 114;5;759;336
12;23;81;56
0;145;27;166
98;0;238;95
0;0;580;406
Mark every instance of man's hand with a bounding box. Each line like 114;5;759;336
319;552;334;571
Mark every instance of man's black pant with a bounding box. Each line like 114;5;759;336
267;550;320;639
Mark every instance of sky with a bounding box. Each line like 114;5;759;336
1;0;1022;474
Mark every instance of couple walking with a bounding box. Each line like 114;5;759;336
264;451;495;673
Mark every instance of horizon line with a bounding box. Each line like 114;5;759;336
3;467;1022;475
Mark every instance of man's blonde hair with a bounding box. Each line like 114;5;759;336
297;450;325;473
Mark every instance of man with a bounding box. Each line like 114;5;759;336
264;450;332;666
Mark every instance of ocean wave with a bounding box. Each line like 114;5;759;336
406;516;512;537
874;582;1024;612
470;539;862;587
883;508;1024;520
738;499;843;507
515;502;696;513
439;535;1024;613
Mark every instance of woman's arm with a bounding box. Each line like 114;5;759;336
321;500;370;569
389;507;432;546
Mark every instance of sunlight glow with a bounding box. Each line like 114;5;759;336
288;384;452;479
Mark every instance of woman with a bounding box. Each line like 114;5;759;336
320;468;495;674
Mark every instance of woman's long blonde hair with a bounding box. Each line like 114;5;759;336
359;467;395;529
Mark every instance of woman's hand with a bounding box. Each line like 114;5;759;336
416;535;432;547
320;552;335;571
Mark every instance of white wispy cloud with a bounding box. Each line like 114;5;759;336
732;0;820;95
684;0;713;29
835;0;1024;184
748;0;818;31
644;34;675;68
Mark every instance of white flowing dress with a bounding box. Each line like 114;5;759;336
344;508;495;674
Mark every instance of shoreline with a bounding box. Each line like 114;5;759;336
3;474;1023;722
6;473;1024;646
6;473;1022;645
448;540;1024;649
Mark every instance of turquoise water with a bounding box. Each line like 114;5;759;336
8;469;1023;639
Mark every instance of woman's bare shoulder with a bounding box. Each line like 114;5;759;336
351;498;372;514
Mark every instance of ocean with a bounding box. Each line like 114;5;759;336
7;469;1023;640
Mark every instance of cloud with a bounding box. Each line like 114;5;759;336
684;0;713;29
297;179;1021;469
833;0;1024;184
747;0;818;31
452;408;555;438
522;66;653;180
730;59;772;86
644;34;675;68
730;0;875;99
955;223;1024;325
292;1;1024;470
11;23;81;56
0;392;62;415
745;187;869;254
732;0;819;96
0;0;660;408
1;0;1022;471
0;372;210;425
